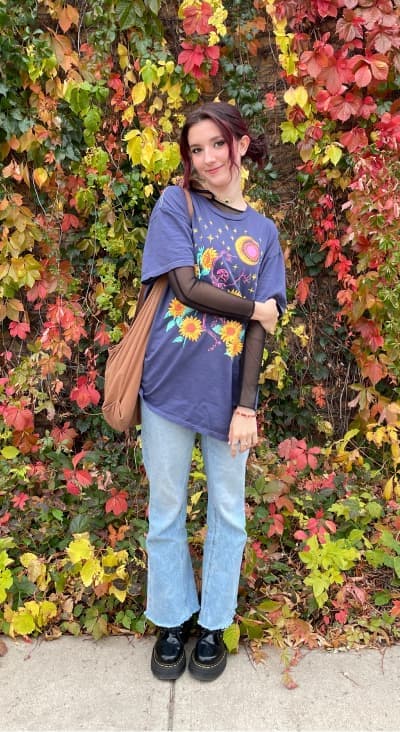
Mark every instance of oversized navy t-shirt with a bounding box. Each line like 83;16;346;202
140;186;286;441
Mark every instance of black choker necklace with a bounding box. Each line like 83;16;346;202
190;186;246;212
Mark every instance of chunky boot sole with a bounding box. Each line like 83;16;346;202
151;646;186;681
188;648;227;682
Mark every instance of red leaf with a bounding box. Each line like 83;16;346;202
70;376;101;408
65;480;81;496
0;512;11;526
1;405;34;431
264;92;277;109
105;488;128;516
9;321;30;340
354;64;372;87
182;2;213;35
51;422;78;449
11;492;29;509
355;319;384;351
340;127;368;152
267;512;284;537
294;529;308;541
390;601;400;618
94;324;111;347
61;213;81;232
72;450;87;469
178;42;207;78
296;277;313;305
75;469;93;487
334;609;348;624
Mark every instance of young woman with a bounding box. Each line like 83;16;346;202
139;102;286;682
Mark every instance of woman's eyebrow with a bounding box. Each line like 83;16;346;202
189;135;224;148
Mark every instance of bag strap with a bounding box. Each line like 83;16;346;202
182;187;194;220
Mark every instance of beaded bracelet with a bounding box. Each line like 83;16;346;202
235;408;256;418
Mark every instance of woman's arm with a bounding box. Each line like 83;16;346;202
168;266;278;328
228;320;266;456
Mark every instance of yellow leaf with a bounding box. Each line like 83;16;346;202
102;549;128;568
109;585;126;603
80;558;102;587
383;476;394;500
11;609;36;636
284;85;308;110
160;117;173;134
117;43;129;71
37;601;57;628
124;130;141;164
33;167;48;189
122;105;135;124
131;82;147;106
280;121;302;144
150;96;163;112
323;144;343;166
142;142;156;168
67;533;94;565
18;129;35;153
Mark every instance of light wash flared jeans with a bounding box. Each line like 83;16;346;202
140;399;248;631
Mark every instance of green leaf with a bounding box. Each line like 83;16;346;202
239;617;263;640
144;0;161;14
116;0;141;30
374;590;391;606
223;623;240;653
257;599;282;612
393;556;400;579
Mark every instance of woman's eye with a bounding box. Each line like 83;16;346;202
191;147;201;154
215;140;225;148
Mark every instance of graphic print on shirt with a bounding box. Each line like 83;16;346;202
163;216;263;360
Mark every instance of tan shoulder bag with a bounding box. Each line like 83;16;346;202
101;187;193;431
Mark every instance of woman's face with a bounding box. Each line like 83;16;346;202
187;118;248;193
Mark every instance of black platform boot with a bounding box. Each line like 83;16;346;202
188;628;227;681
151;619;193;680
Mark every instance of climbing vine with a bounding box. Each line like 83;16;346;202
0;0;400;655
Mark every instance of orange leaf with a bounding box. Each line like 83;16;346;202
58;4;79;33
360;358;387;386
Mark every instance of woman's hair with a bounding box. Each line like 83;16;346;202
179;101;268;188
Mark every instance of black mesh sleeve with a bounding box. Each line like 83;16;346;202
168;267;255;321
237;320;266;410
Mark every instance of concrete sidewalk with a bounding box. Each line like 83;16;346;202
1;634;399;731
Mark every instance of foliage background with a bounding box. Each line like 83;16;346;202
1;0;400;660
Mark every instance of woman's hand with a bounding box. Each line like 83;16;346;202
252;298;279;334
228;407;258;457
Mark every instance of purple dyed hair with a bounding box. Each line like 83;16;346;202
179;102;268;188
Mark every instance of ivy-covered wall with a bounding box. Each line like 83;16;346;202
1;0;400;653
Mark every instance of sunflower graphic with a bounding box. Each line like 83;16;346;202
200;247;218;272
226;337;244;358
168;298;186;318
220;321;243;344
179;316;203;342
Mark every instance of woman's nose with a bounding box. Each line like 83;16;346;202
203;146;216;163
